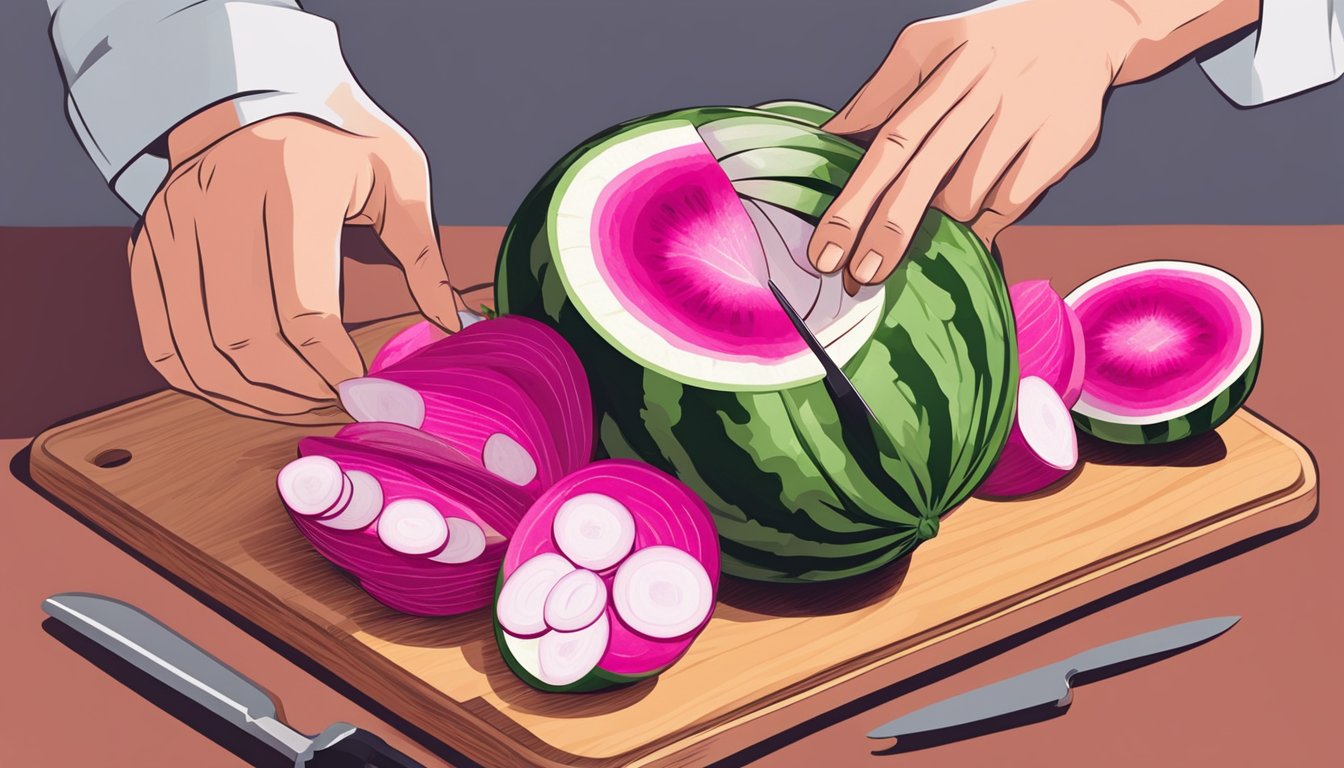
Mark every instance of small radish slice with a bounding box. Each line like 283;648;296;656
552;493;636;571
482;433;538;487
543;568;607;632
377;499;448;555
277;456;348;517
312;473;354;521
497;553;575;638
318;470;383;530
977;376;1079;498
612;546;714;640
428;518;487;564
337;378;426;428
537;614;611;687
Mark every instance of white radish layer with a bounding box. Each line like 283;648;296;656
551;493;636;571
543;568;608;632
482;433;538;486
612;546;713;640
313;473;354;521
277;456;348;517
428;518;488;564
376;499;448;555
338;377;426;428
496;553;575;637
1018;376;1078;470
537;614;610;687
318;470;383;530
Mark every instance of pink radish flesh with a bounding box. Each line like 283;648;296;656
482;433;538;486
612;546;714;640
318;470;383;531
496;553;575;637
551;493;636;571
537;615;611;687
428;518;488;564
367;321;449;373
977;376;1078;498
1010;280;1086;407
543;568;608;632
377;499;448;555
338;378;425;428
277;456;348;517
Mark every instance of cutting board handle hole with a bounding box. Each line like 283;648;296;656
91;449;132;469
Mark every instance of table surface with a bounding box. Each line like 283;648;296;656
1;224;1338;768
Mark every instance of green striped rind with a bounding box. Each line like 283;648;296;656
1073;341;1262;445
752;99;837;127
496;108;1016;582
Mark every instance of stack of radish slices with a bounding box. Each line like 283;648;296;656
276;316;720;692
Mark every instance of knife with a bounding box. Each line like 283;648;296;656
42;592;424;768
868;615;1240;741
767;280;879;431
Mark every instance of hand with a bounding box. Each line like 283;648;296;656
129;91;462;423
808;0;1260;287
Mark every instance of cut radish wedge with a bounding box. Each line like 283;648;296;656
428;518;488;564
977;376;1078;498
551;493;636;571
377;499;449;555
482;433;538;487
612;546;714;640
338;378;425;428
277;456;348;517
538;615;611;686
496;553;575;638
543;568;608;632
318;470;383;530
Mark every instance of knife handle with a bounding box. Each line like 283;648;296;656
306;729;424;768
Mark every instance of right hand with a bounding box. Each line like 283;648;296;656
129;97;463;423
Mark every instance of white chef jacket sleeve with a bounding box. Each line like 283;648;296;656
1198;0;1344;106
47;0;376;213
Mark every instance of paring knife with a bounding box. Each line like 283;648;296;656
868;615;1240;741
42;592;424;768
767;279;879;431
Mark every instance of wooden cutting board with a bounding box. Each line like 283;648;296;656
29;315;1317;768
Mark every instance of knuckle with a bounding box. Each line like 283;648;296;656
879;127;913;150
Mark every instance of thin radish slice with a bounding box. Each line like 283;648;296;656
537;614;611;687
312;473;354;521
277;456;348;517
428;518;488;564
337;377;426;428
552;493;636;571
612;546;714;640
543;568;608;632
977;376;1079;498
496;553;575;638
377;499;448;555
482;433;538;487
318;470;383;530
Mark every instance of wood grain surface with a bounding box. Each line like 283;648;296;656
27;314;1317;768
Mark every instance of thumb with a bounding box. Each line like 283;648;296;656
375;181;464;333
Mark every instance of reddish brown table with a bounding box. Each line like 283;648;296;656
1;225;1338;767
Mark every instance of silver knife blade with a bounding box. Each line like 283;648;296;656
868;616;1240;740
42;592;315;760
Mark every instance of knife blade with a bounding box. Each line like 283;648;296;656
868;616;1240;740
767;279;879;431
42;592;423;767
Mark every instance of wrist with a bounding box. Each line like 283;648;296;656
1105;0;1261;85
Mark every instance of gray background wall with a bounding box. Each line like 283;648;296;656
2;0;1340;226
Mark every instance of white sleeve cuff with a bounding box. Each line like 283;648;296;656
52;1;376;213
1198;0;1344;106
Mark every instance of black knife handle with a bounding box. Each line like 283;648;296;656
306;729;425;768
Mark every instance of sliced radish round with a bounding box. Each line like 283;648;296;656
537;614;610;687
482;433;538;487
428;518;487;564
337;377;426;428
377;499;448;555
278;456;349;517
543;568;608;632
977;376;1079;498
612;546;713;640
552;493;636;571
496;553;575;638
318;470;383;530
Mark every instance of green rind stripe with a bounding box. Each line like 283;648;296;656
752;100;837;127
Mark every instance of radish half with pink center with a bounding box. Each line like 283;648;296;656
1065;261;1262;445
976;377;1078;498
493;460;720;692
1010;280;1086;407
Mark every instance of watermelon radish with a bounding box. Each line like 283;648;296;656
977;377;1079;498
496;106;1017;582
494;460;719;692
1010;281;1086;407
1066;261;1262;445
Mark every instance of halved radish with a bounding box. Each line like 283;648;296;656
976;376;1078;498
494;460;720;692
1010;280;1086;407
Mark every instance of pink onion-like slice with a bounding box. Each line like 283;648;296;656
612;546;714;640
377;499;448;555
368;321;449;374
977;376;1079;498
318;470;383;530
496;552;575;638
543;568;608;632
536;614;611;687
428;518;488;564
337;378;425;428
482;433;538;487
551;493;636;571
277;456;349;517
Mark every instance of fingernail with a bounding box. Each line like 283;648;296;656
816;243;845;273
853;250;883;283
